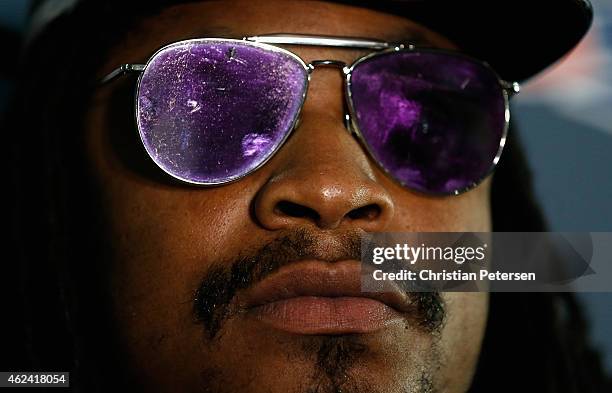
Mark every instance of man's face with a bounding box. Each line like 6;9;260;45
86;1;491;392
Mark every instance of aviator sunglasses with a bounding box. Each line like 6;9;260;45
101;34;520;195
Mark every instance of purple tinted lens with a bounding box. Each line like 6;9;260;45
350;51;506;194
137;40;308;184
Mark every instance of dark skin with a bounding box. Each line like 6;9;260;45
87;1;490;392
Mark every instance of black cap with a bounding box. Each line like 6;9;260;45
336;0;594;82
28;0;593;83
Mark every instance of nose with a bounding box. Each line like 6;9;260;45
253;66;395;231
254;164;395;230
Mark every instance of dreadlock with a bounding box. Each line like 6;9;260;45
4;1;610;392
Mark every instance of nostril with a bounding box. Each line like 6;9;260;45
275;200;321;221
346;204;381;221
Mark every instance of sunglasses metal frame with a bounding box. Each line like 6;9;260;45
101;33;519;195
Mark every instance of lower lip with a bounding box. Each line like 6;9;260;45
248;296;402;334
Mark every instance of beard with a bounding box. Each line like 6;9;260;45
197;332;442;393
191;228;445;393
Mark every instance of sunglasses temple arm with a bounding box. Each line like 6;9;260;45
99;63;146;85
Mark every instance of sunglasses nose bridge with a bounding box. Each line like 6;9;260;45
306;59;353;134
307;59;348;72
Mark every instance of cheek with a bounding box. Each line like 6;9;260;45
385;176;493;232
95;176;258;312
437;293;489;392
91;177;266;387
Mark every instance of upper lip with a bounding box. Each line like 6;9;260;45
236;259;412;312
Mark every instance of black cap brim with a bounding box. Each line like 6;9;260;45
340;0;594;82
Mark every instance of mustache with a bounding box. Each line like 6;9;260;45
193;228;444;339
